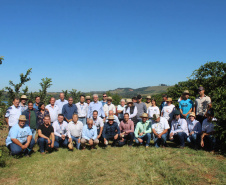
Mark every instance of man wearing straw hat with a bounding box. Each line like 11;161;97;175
103;96;116;117
5;115;35;156
134;113;152;148
145;96;152;109
179;90;193;119
19;95;28;112
86;96;91;106
161;97;175;125
123;99;138;126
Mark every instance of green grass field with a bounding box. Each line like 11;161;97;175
0;142;225;185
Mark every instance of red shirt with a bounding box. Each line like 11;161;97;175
119;119;134;135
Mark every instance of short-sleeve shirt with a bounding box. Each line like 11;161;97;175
92;117;104;130
194;95;211;116
147;106;160;118
38;124;54;138
152;117;170;134
5;105;22;127
179;99;193;118
202;118;214;134
5;124;32;146
162;104;175;121
117;105;126;120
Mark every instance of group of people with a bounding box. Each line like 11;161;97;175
5;86;216;157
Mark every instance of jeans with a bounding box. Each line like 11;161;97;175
104;134;119;146
154;133;168;148
135;133;152;146
54;136;68;148
173;132;188;147
79;117;87;126
203;135;216;151
71;136;80;149
38;137;52;153
31;129;36;140
118;132;135;146
8;139;35;156
187;133;201;146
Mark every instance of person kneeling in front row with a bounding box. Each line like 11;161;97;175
6;115;35;156
37;115;55;154
81;119;99;150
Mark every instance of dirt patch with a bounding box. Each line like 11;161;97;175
0;125;8;146
1;176;19;185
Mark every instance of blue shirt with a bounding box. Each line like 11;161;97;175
33;103;39;111
187;119;202;134
6;124;32;146
87;101;105;118
82;125;98;140
179;99;193;118
101;100;107;106
102;122;120;138
62;104;78;120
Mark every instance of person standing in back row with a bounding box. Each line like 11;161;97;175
76;95;88;126
46;97;60;124
62;97;78;123
179;90;193;119
134;95;147;123
145;96;152;109
55;92;68;114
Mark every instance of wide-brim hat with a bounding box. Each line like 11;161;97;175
19;115;27;121
146;96;151;99
183;90;190;95
86;96;91;100
108;116;115;120
20;95;28;100
126;99;133;104
107;97;112;101
68;141;74;150
189;112;196;117
166;98;173;102
140;113;148;118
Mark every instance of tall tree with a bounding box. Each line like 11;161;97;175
39;78;52;104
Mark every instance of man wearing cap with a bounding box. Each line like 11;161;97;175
187;112;202;149
22;101;38;139
33;96;40;110
194;86;211;124
87;94;105;119
91;110;104;142
45;97;60;124
102;115;120;147
160;94;168;111
201;109;216;151
169;110;189;149
105;110;120;126
5;98;22;130
76;95;89;126
145;96;152;109
101;93;108;106
62;97;78;123
123;99;138;126
67;114;83;150
52;114;69;149
103;97;116;117
81;119;99;150
134;113;152;148
151;114;170;148
37;115;55;154
179;90;193;119
161;98;175;125
55;92;68;114
86;96;91;106
5;115;35;156
134;95;147;123
117;99;127;121
118;113;134;147
19;95;28;112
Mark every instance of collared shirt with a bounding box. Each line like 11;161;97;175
123;106;138;119
82;125;98;140
202;118;215;134
75;102;88;117
33;103;39;111
45;104;60;122
170;118;189;136
5;105;22;127
87;101;105;118
151;117;169;134
119;119;134;135
102;122;120;138
105;115;120;126
117;105;127;120
55;99;68;114
52;120;68;137
145;102;152;109
19;103;28;112
62;104;78;120
134;102;147;118
5;124;32;146
147;106;160;118
194;95;211;116
187;119;201;134
162;104;175;121
91;116;104;130
103;103;116;116
134;120;152;138
67;120;83;138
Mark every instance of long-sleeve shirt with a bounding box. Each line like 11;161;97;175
52;120;68;137
45;104;60;123
123;106;137;119
67;120;83;139
75;102;88;117
105;115;120;126
62;104;78;120
102;122;120;138
202;118;215;133
134;120;152;138
55;99;68;114
82;125;98;140
103;103;116;116
170;118;189;136
87;101;105;118
119;119;134;135
187;119;202;134
134;102;147;118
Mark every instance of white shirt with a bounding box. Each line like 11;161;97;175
103;103;116;116
45;104;60;122
92;116;104;130
117;105;126;120
5;105;22;127
67;121;83;139
147;106;160;118
75;102;88;117
52;120;68;137
202;118;215;134
162;104;175;121
152;117;170;134
170;118;189;136
55;99;68;114
123;106;138;119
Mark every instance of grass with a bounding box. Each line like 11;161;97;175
0;141;225;185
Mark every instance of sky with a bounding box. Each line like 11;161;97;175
0;0;225;92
